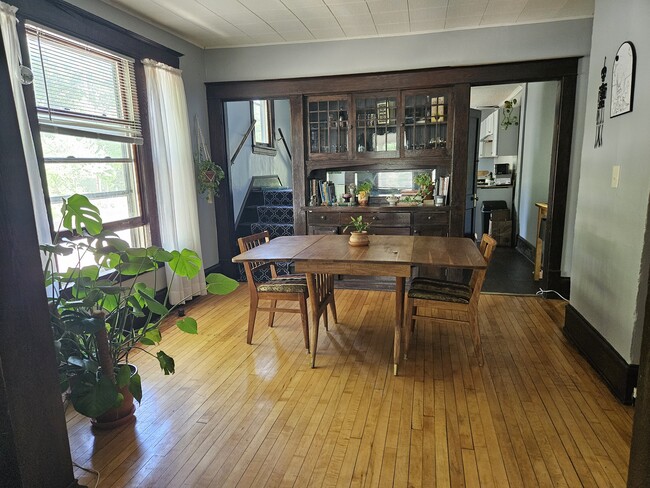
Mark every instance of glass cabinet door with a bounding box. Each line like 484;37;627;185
307;97;350;159
403;91;451;157
354;94;398;158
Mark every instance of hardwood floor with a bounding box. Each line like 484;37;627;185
67;287;633;487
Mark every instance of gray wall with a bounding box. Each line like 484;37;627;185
517;81;558;245
227;99;292;221
63;0;219;268
571;0;650;363
203;19;592;82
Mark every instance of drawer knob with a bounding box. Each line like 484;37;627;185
427;216;432;220
320;215;326;220
372;216;377;221
331;229;336;234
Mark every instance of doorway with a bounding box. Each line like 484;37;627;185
468;82;563;295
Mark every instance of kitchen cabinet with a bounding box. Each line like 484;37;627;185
479;107;520;158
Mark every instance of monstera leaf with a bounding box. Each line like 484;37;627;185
62;194;103;236
169;249;202;279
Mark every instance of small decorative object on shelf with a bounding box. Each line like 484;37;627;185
344;216;370;246
195;117;224;203
500;99;518;130
386;195;399;206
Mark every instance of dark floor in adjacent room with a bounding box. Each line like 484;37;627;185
483;247;540;295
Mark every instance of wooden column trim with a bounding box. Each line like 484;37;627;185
450;83;470;237
290;96;307;235
207;95;238;277
543;73;577;292
0;34;78;487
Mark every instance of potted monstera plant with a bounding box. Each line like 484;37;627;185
44;194;238;428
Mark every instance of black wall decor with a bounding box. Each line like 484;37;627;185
594;57;607;148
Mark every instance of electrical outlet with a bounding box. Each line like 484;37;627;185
611;165;621;188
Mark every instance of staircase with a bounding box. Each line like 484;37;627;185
236;187;295;281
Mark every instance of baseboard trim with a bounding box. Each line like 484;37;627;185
515;236;535;263
205;263;224;275
563;304;638;404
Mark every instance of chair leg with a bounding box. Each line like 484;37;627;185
247;296;259;345
329;294;338;324
299;296;310;353
470;307;484;366
323;307;329;331
268;300;277;327
404;297;415;359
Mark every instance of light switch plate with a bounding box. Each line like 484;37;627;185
611;165;620;188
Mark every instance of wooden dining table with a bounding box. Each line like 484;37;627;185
232;234;487;374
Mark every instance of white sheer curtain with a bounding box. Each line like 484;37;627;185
143;59;206;305
0;2;51;251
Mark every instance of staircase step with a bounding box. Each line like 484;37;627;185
257;205;294;224
263;188;293;206
251;223;294;239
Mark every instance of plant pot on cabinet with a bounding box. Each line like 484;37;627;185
357;191;369;206
349;231;369;247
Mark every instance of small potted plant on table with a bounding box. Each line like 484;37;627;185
44;194;238;428
344;216;371;246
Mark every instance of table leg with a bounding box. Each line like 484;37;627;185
394;277;405;376
305;272;319;368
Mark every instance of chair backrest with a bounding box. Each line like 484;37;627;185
469;234;498;299
237;231;277;290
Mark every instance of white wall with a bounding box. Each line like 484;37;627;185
571;0;650;363
63;0;219;268
517;81;558;244
204;19;592;82
227;99;292;221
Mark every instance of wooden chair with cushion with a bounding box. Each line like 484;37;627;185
404;234;497;366
238;231;310;351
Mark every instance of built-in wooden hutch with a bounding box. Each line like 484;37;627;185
206;58;578;294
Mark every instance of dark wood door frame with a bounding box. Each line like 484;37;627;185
206;58;579;292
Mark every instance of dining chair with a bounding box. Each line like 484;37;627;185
237;231;310;351
403;234;497;366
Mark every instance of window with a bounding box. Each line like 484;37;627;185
26;24;148;246
251;99;276;155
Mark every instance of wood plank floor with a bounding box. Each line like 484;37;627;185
67;287;633;487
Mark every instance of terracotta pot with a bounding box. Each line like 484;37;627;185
349;231;369;247
91;364;137;430
421;184;435;200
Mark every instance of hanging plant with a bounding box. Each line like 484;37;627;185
197;157;224;204
501;99;519;130
195;116;224;203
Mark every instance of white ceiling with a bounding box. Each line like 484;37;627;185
101;0;594;49
470;83;523;108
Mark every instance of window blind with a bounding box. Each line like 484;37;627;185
26;24;143;144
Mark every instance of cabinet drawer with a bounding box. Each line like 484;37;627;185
342;212;410;227
307;211;339;226
414;212;449;226
309;225;339;235
413;225;448;237
369;227;411;236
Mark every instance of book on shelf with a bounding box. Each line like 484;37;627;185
310;179;337;206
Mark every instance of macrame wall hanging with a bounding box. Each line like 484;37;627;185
595;57;607;148
195;116;224;203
